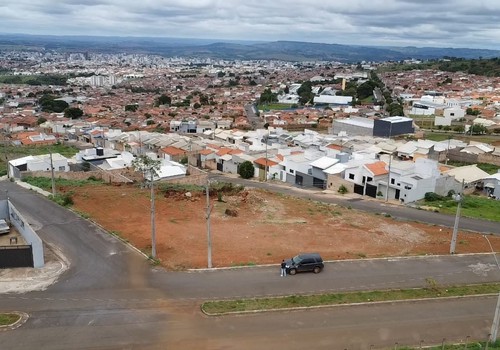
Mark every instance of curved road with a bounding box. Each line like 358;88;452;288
0;180;499;349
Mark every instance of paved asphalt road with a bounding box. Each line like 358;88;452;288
1;180;500;349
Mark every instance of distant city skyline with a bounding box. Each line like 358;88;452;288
1;0;500;50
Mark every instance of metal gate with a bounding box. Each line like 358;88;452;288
0;245;34;268
353;184;378;198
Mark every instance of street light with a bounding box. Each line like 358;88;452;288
149;170;157;259
205;178;213;268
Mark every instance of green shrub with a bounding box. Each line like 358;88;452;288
238;161;255;179
50;192;74;207
424;192;445;202
338;184;348;194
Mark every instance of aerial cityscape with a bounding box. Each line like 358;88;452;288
1;1;500;349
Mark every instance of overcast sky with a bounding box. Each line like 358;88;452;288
2;0;500;49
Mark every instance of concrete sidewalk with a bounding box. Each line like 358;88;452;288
0;242;69;294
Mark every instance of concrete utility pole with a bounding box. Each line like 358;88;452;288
150;171;156;259
206;178;213;268
385;153;392;202
49;152;56;196
449;179;465;254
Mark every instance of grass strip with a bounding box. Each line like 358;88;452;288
0;313;21;326
201;283;500;315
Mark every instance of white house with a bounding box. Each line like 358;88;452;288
484;171;500;199
435;107;465;126
8;153;69;178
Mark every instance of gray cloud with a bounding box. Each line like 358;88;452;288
0;0;499;49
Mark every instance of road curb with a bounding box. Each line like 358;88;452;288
0;312;29;331
200;293;499;317
188;252;495;272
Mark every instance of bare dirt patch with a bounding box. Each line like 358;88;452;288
70;184;500;270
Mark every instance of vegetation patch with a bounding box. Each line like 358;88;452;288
0;313;21;326
201;282;500;315
22;176;104;191
421;193;500;222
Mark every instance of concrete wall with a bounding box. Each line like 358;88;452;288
7;201;44;268
327;175;355;193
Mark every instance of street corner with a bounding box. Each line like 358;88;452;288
0;244;69;294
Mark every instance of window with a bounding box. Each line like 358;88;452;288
290;169;294;174
349;173;355;180
58;166;65;171
367;176;373;182
390;178;395;184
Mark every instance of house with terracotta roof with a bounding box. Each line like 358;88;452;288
214;148;243;172
356;160;389;197
254;157;280;181
13;132;57;146
159;146;187;162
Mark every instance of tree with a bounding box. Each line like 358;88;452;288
356;81;376;100
156;94;171;106
131;155;162;259
259;88;278;104
297;81;314;105
238;161;255;179
38;94;69;113
466;107;480;116
125;104;139;112
37;117;47;125
387;102;404;116
471;124;487;134
64;107;84;119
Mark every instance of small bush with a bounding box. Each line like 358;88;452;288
424;192;445;202
338;185;348;194
50;192;74;207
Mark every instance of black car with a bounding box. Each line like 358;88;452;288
285;253;324;275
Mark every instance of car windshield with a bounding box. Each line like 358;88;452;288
291;255;303;264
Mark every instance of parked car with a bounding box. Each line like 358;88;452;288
285;253;324;275
0;219;10;235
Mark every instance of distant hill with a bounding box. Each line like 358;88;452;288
0;34;499;63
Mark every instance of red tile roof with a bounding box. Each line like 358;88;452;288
365;161;388;176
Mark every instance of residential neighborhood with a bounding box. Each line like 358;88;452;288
1;50;500;205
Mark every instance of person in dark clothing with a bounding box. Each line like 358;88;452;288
280;259;287;277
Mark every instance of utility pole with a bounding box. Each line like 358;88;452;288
49;152;56;196
385;153;392;202
449;179;465;254
150;170;156;259
206;178;213;268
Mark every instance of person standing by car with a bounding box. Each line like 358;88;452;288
280;259;287;277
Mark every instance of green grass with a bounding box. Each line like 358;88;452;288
401;341;500;350
0;313;21;326
202;282;500;315
22;176;104;191
257;103;296;111
422;195;500;221
424;131;500;144
446;161;499;175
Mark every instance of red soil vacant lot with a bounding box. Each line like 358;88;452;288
70;184;500;270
